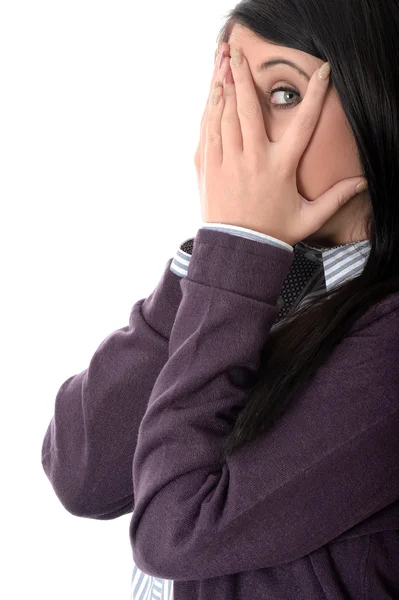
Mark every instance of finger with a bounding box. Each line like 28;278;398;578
221;62;243;155
206;81;225;168
229;48;268;154
302;176;368;237
201;51;230;167
200;42;230;131
200;43;230;171
279;62;331;173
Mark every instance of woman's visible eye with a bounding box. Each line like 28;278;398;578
265;86;301;110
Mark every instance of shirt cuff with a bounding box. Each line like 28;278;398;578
201;222;293;253
169;224;293;279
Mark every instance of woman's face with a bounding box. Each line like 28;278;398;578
226;24;370;247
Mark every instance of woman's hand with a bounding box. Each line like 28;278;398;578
195;45;368;247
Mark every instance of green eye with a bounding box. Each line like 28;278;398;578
266;86;301;110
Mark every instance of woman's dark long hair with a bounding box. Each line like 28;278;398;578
215;0;399;469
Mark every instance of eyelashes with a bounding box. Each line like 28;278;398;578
264;86;301;111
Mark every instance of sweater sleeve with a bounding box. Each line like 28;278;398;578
41;256;185;519
170;223;293;278
131;227;399;581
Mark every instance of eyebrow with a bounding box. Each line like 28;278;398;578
257;58;310;81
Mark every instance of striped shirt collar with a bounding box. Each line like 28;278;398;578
295;239;371;292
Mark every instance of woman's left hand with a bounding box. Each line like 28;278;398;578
198;46;368;247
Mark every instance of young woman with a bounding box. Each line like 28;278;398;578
42;0;399;598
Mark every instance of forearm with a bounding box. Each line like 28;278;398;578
41;257;183;519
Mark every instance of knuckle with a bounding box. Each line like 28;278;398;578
223;85;235;96
298;113;315;130
275;160;291;178
251;151;265;170
239;101;260;118
207;131;222;145
224;112;240;125
337;190;347;208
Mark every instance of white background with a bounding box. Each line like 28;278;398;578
1;1;230;598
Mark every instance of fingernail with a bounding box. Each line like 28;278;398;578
356;181;368;194
318;62;331;80
231;47;243;67
211;85;223;105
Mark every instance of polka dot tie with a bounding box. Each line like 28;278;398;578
277;247;321;321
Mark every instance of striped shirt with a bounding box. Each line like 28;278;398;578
130;222;371;600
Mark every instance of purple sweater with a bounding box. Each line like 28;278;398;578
42;227;399;599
